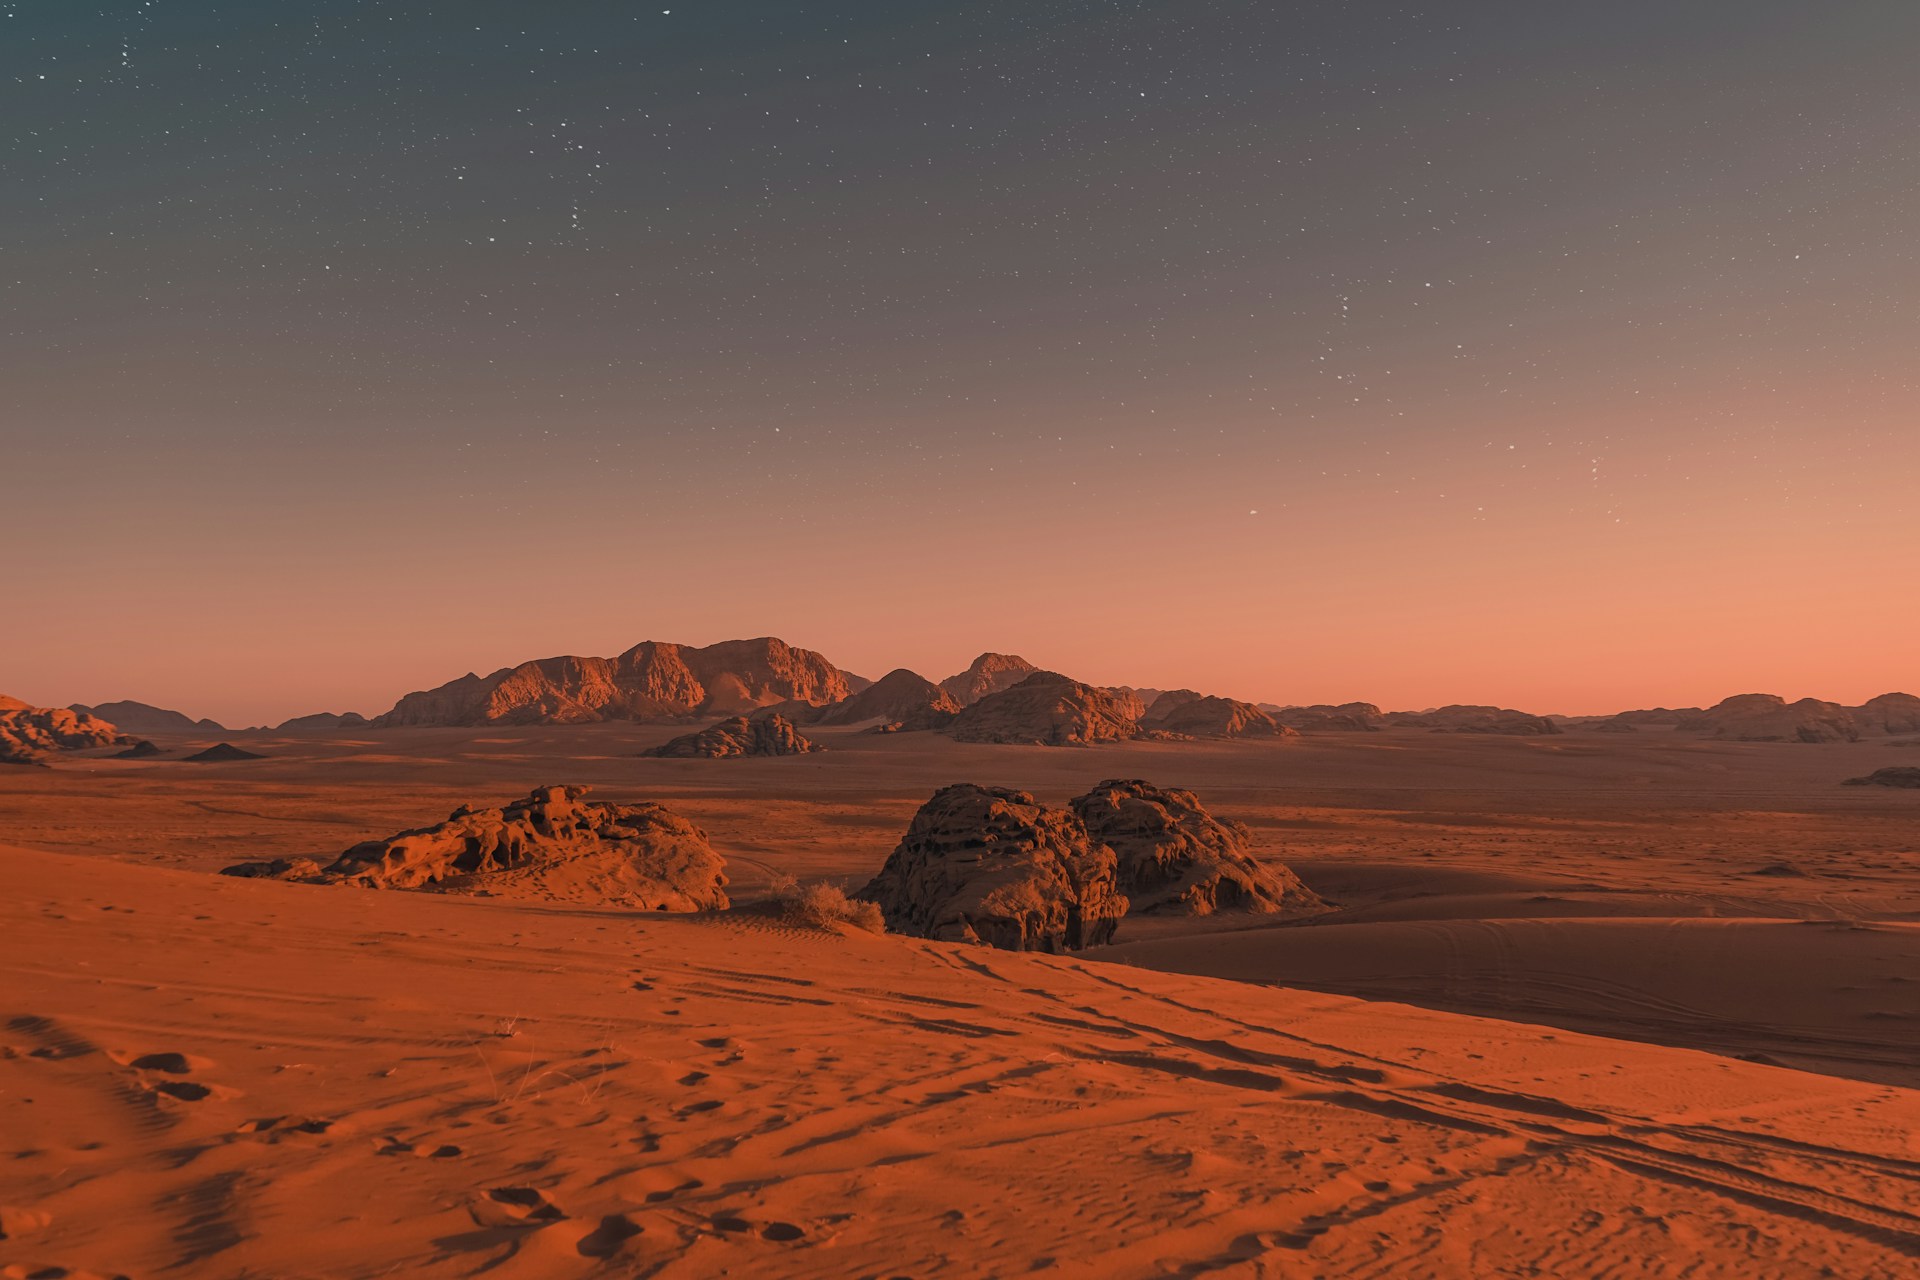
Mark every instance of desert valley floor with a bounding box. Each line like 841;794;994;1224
3;724;1918;1277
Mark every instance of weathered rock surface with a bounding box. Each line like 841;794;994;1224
277;711;370;730
644;714;817;759
858;784;1126;951
68;700;225;734
1070;779;1324;917
376;637;853;726
0;698;129;765
938;653;1039;707
1145;695;1296;739
947;672;1141;747
221;785;729;910
1691;694;1859;744
1844;767;1920;789
184;742;268;762
1269;702;1386;732
1853;693;1920;737
1386;705;1562;735
815;668;960;729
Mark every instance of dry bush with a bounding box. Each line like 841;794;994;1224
767;873;886;933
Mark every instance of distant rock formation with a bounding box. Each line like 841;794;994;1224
1144;695;1296;739
221;785;728;909
376;637;854;727
68;700;226;734
1844;767;1920;789
947;671;1141;746
277;711;370;730
1268;702;1386;732
644;714;817;759
0;698;129;765
1070;779;1324;917
114;740;166;759
1146;689;1204;718
814;668;960;730
184;742;267;762
938;653;1039;707
1690;694;1858;743
858;784;1126;951
1853;693;1920;737
1385;705;1562;735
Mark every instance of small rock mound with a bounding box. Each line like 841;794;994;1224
114;740;166;759
947;671;1140;746
184;742;268;762
814;668;959;729
1844;767;1920;789
221;785;729;909
1070;779;1324;917
644;713;817;758
858;784;1126;951
1145;695;1296;739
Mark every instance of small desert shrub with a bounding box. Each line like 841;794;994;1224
767;873;886;933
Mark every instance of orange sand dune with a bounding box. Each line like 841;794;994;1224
4;843;1919;1278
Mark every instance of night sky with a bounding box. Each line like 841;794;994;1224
7;2;1917;724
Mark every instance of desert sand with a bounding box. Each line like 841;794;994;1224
3;722;1919;1276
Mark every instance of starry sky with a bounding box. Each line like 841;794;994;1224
6;1;1917;724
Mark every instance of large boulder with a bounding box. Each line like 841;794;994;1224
1844;767;1920;789
644;713;817;758
948;671;1141;746
0;699;129;765
1692;694;1859;743
1070;779;1325;917
1145;695;1296;739
938;653;1039;707
1385;705;1562;735
859;784;1126;952
376;637;854;726
222;785;729;910
815;668;960;729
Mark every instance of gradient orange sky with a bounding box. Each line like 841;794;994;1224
6;2;1916;725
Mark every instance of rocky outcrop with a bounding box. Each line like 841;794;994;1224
221;785;728;909
815;669;960;730
1070;779;1324;917
114;740;166;759
1146;689;1204;718
1385;705;1562;735
1844;767;1920;789
947;672;1141;746
1145;695;1296;739
68;701;225;734
938;653;1039;707
1691;694;1858;744
376;637;854;727
1853;693;1920;737
184;743;267;762
858;784;1125;951
1269;702;1386;732
0;699;129;765
644;714;817;759
277;711;370;730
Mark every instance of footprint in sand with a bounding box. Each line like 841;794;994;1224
709;1213;806;1243
235;1116;333;1137
377;1135;462;1158
469;1186;566;1228
575;1213;644;1258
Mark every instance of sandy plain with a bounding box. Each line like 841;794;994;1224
2;723;1917;1277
